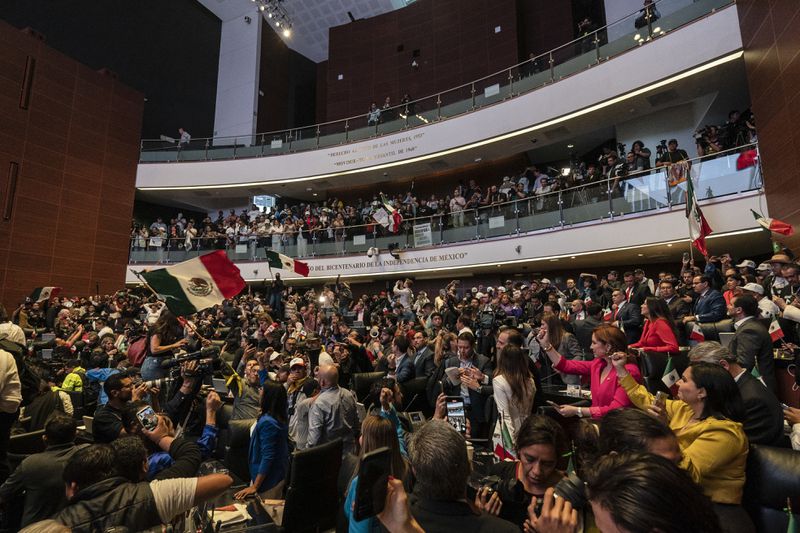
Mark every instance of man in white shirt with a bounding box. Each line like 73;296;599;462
741;282;780;319
393;279;414;311
0;349;21;482
178;127;191;146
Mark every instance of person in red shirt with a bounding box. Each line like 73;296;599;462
630;297;679;353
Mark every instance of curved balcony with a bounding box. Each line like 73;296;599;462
139;0;734;165
129;146;767;281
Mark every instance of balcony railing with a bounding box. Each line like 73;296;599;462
129;144;762;265
139;0;734;163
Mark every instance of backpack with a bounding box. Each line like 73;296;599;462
127;334;150;367
0;338;40;407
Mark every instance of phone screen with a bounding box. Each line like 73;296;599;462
353;447;391;522
445;396;467;435
136;405;159;431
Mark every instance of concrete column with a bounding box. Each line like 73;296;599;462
213;13;262;145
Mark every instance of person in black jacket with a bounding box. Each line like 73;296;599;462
55;443;232;532
572;303;604;358
689;341;784;446
727;295;777;394
611;289;643;345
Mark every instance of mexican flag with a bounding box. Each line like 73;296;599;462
380;193;396;213
751;210;794;236
29;286;61;303
662;355;680;393
603;308;613;321
686;176;712;256
689;322;705;342
140;251;246;316
265;250;310;277
769;317;784;342
492;414;517;461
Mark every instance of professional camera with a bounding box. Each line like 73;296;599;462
655;139;668;158
616;142;626;158
693;127;709;143
140;377;175;389
553;471;588;509
160;346;221;371
478;308;507;331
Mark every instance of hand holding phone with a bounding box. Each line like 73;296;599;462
354;447;392;521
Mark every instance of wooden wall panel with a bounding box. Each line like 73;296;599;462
737;0;800;252
325;0;518;121
0;19;143;308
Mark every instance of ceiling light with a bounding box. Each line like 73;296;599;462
567;144;574;148
283;29;291;37
276;21;281;27
259;5;265;11
312;193;317;196
637;253;644;257
667;243;673;247
268;12;272;18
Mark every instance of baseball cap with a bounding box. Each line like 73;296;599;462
541;278;551;284
735;260;756;269
756;262;771;272
289;357;306;368
741;283;764;295
770;253;792;264
475;292;485;299
486;286;494;293
269;352;281;362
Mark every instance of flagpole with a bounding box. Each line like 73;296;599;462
130;269;164;302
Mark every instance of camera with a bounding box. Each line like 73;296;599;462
655;139;668;157
140;377;175;389
553;471;588;509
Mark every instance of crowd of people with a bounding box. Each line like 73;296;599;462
133;115;757;259
0;242;798;531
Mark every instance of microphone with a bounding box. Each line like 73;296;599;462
160;346;220;369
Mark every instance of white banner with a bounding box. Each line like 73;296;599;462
353;235;366;246
414;222;433;247
149;237;162;247
489;216;505;229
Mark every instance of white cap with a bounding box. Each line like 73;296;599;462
289;357;306;368
742;283;764;295
756;262;771;272
471;287;478;293
475;292;485;299
269;352;281;362
541;278;551;284
736;260;756;269
486;286;494;293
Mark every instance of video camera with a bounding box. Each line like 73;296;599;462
160;346;221;371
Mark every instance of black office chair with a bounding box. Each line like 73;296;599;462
7;429;46;473
281;438;343;532
223;418;256;483
743;444;800;531
65;390;84;419
685;319;734;343
637;351;689;395
400;376;430;416
352;371;386;403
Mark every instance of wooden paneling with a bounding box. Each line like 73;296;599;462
738;0;800;252
324;0;519;121
0;19;142;308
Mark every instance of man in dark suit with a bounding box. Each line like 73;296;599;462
443;331;493;439
623;271;651;306
683;274;727;326
690;341;783;445
659;279;691;322
727;294;776;394
391;334;415;384
573;302;603;358
411;328;435;378
611;289;642;345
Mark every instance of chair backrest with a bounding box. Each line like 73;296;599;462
352;371;386;403
686;319;734;342
283;438;343;533
399;376;430;415
223;418;256;483
8;429;46;459
744;444;800;531
65;390;84;419
637;351;688;394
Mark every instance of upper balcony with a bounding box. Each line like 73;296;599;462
128;145;771;282
135;0;742;199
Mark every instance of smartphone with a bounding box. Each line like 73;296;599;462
136;405;159;431
445;396;467;435
353;447;391;522
653;391;667;409
682;252;690;262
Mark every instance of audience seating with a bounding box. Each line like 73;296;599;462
743;444;800;531
65;390;84;419
7;429;46;473
637;351;689;395
223;418;257;483
686;319;734;343
352;372;386;403
281;438;343;532
399;376;429;415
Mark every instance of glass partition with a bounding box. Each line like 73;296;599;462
129;145;761;265
139;0;735;163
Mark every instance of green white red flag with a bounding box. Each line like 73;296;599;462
265;250;310;277
689;322;705;342
29;287;61;303
662;355;680;394
686;176;712;256
769;317;784;342
751;210;794;236
140;251;246;316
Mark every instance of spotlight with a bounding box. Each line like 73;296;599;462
283;28;291;37
367;247;379;258
561;167;571;177
259;5;265;11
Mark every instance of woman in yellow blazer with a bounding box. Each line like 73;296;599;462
610;355;755;532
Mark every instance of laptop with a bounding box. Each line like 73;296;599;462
718;332;735;348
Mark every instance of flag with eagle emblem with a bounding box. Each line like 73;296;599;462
139;251;246;316
264;250;310;277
